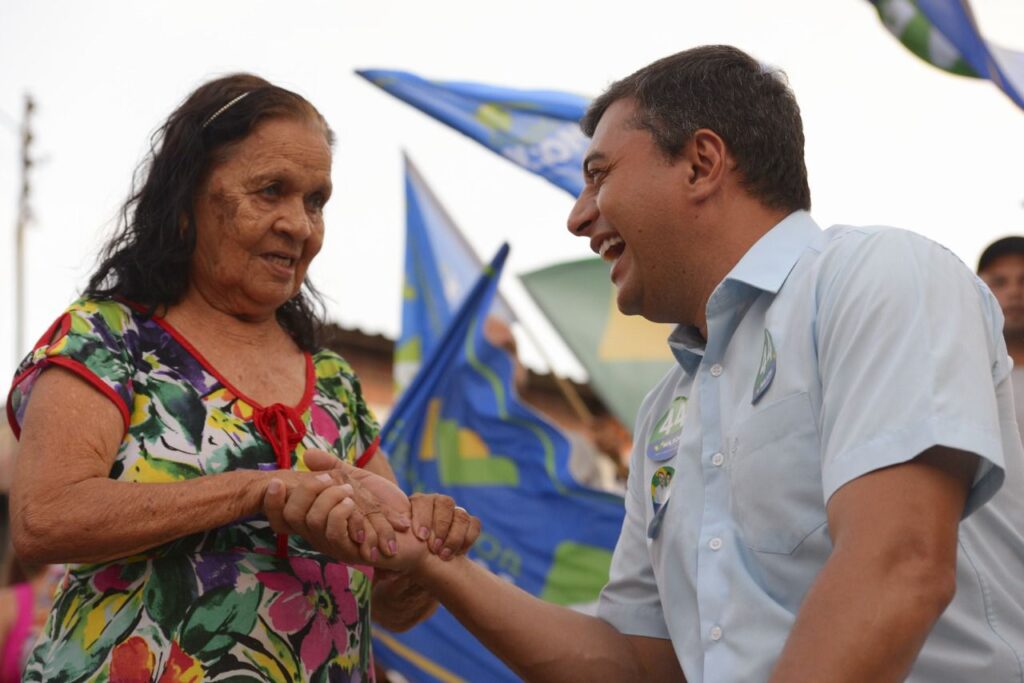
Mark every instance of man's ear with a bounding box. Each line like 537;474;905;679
684;128;728;201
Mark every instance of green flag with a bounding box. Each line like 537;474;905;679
520;258;675;429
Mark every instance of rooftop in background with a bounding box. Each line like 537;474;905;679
317;321;632;464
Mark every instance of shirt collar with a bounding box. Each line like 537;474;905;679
666;211;821;376
668;325;705;375
723;210;822;294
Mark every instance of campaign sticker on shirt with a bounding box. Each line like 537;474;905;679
647;466;675;539
650;466;675;514
646;396;687;462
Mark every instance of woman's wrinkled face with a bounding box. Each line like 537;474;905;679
190;116;332;320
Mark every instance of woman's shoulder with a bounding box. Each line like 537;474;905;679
64;297;143;337
310;348;373;406
19;297;140;365
311;348;359;382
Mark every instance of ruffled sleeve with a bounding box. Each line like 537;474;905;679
6;299;135;438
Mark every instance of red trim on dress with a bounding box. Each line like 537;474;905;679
252;404;307;558
6;313;76;439
356;435;380;469
48;357;132;432
32;313;70;352
146;314;315;414
6;357;131;439
140;310;316;558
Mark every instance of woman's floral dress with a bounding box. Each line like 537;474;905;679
6;299;382;683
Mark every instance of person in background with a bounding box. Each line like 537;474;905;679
0;561;62;683
6;73;477;682
978;235;1024;441
0;423;62;683
0;424;16;570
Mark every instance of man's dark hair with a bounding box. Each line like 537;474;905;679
581;45;811;213
977;236;1024;274
85;73;333;351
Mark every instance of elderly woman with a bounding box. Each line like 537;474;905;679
6;74;476;682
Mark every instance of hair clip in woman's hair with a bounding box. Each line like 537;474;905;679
202;91;251;129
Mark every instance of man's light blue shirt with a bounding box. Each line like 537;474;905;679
597;211;1024;682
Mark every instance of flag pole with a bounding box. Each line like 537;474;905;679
514;320;594;425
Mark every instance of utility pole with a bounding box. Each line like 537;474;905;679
14;93;35;363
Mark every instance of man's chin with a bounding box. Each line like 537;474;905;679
615;291;643;318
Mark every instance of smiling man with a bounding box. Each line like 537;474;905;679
284;45;1024;682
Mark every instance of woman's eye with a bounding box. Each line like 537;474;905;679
307;193;327;211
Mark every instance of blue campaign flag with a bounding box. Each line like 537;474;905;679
358;69;591;196
395;154;515;391
871;0;1024;110
375;243;626;683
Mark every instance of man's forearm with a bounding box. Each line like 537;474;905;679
372;571;439;632
768;545;953;683
410;553;654;683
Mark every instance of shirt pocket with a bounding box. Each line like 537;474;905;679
730;391;826;554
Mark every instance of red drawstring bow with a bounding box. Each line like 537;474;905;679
253;404;306;557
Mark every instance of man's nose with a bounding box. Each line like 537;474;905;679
567;187;597;236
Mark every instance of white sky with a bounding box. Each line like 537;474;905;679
1;0;1022;385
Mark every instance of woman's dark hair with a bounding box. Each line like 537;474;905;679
85;73;335;351
582;45;811;213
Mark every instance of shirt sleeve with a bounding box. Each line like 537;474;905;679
596;445;670;639
6;300;135;437
815;229;1007;515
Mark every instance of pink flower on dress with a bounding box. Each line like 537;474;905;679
257;558;359;673
309;403;341;445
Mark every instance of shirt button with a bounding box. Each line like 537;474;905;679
711;452;724;467
710;626;723;641
710;363;723;377
709;537;723;551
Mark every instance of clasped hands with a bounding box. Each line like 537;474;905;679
263;449;480;571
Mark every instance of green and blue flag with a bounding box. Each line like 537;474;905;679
394;155;514;392
358;69;590;195
520;258;675;429
871;0;1024;110
374;166;625;683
